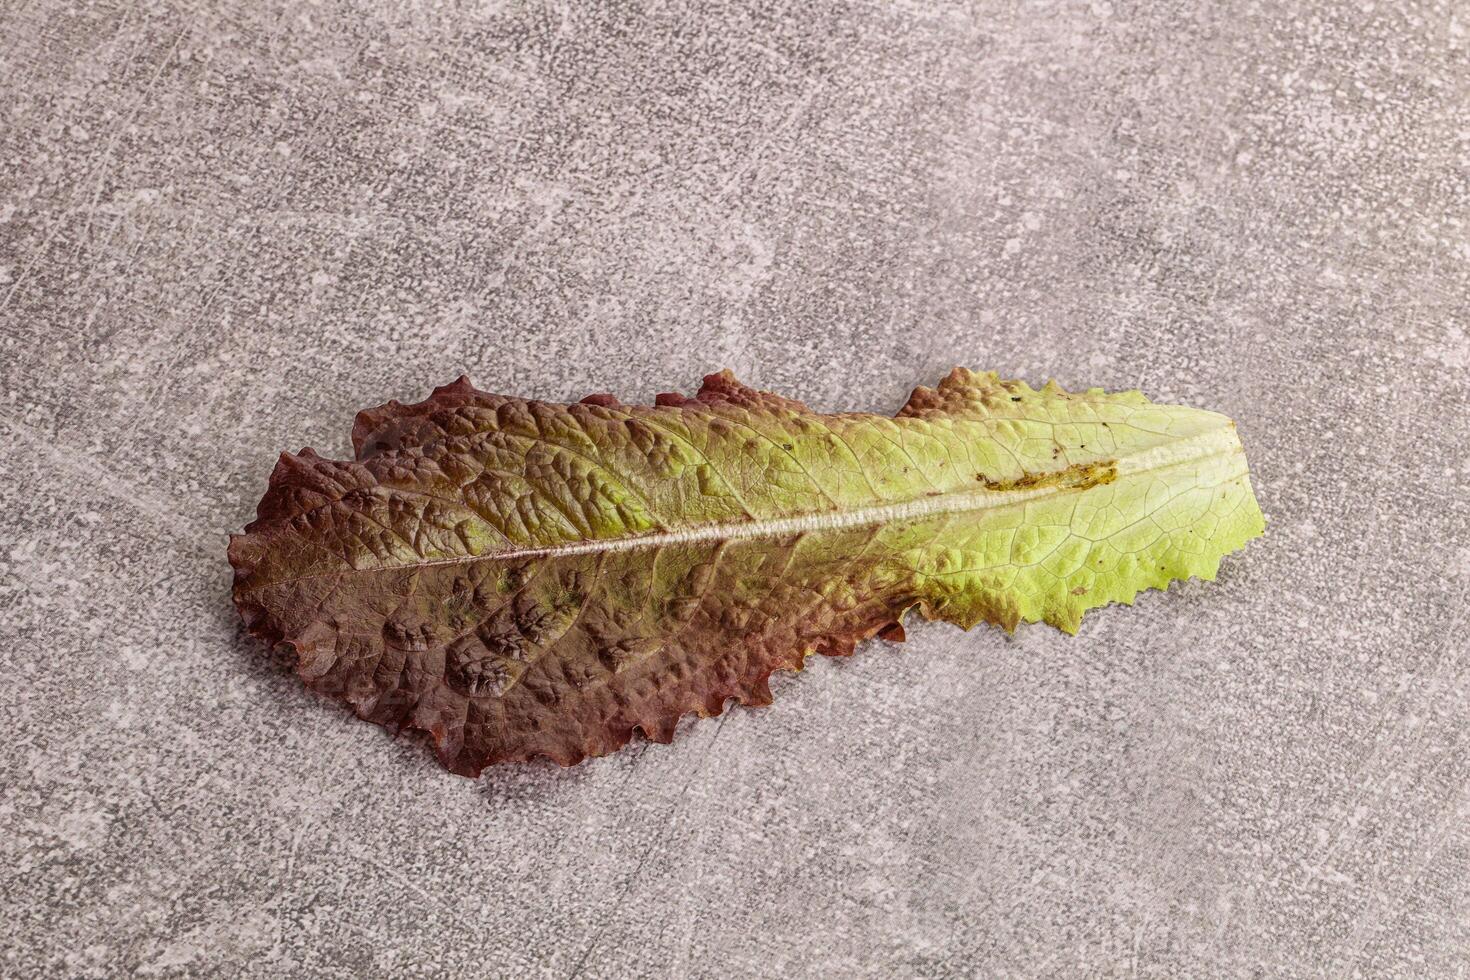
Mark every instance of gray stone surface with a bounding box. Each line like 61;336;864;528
2;0;1468;976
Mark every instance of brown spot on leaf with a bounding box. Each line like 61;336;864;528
978;459;1117;493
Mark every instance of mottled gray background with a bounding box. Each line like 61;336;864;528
2;0;1467;976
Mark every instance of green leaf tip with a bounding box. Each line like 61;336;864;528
230;368;1264;772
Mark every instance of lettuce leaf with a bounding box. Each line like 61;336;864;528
229;369;1264;773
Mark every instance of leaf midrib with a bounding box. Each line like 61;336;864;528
245;424;1245;590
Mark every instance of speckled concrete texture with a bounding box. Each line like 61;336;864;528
3;0;1468;976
